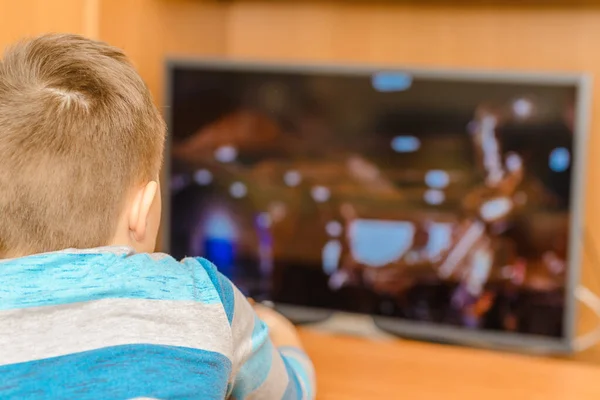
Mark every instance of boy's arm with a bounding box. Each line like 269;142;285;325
198;259;315;400
253;304;315;399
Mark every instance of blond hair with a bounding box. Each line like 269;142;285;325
0;34;165;257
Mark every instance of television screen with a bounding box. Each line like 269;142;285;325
166;61;588;351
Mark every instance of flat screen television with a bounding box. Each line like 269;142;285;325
164;60;590;353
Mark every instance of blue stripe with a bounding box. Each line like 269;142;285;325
281;351;313;400
231;316;273;399
0;252;222;310
282;356;303;400
194;257;235;324
0;344;231;400
251;315;269;351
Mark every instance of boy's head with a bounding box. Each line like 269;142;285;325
0;34;165;258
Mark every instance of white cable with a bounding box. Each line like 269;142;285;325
574;285;600;352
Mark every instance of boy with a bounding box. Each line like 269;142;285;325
0;34;315;400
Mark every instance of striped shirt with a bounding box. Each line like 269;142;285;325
0;247;315;399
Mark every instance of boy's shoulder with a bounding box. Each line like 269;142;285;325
0;248;236;399
0;247;232;313
105;248;233;307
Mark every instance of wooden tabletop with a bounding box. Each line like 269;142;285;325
298;328;600;400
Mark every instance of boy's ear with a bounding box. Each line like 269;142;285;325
128;181;159;242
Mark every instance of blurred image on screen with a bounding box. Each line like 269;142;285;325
168;65;579;339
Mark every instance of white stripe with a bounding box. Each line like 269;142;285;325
247;346;289;400
0;298;233;366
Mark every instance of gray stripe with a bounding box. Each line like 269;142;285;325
0;298;233;366
280;348;316;400
230;284;256;379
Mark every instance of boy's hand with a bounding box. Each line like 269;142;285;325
253;303;304;349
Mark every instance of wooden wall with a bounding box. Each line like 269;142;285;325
0;0;96;48
98;0;228;105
